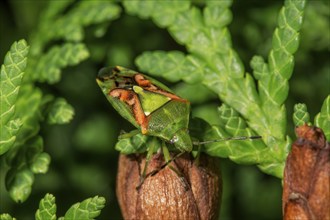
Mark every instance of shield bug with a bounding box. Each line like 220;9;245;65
96;66;261;187
96;66;192;152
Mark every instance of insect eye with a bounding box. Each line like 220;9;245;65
170;135;179;144
97;67;112;81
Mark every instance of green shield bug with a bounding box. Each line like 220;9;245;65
96;66;193;152
96;66;261;187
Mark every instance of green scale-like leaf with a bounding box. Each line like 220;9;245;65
315;95;330;140
2;0;122;206
6;167;34;203
293;103;310;126
115;132;149;154
47;98;74;124
0;213;16;220
30;1;121;56
32;43;89;84
30;152;51;174
115;132;162;155
292;97;329;140
10;85;43;147
203;105;265;164
5;136;51;203
62;196;106;220
0;40;29;155
35;194;57;220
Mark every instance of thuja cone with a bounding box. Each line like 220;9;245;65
116;152;222;220
283;124;330;220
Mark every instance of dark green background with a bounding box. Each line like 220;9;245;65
1;1;328;219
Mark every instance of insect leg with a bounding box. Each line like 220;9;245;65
149;143;189;191
149;143;184;176
118;129;140;139
136;137;158;190
193;141;202;167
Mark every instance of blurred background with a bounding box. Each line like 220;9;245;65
0;0;329;219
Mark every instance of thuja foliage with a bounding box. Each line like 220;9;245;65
125;0;307;177
0;0;329;219
0;193;105;220
1;1;120;218
125;0;329;178
293;97;330;138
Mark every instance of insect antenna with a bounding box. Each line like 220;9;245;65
150;135;262;177
149;151;186;177
193;135;262;145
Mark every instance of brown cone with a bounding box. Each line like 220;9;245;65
116;153;222;220
283;124;330;220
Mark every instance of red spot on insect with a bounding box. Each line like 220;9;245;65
110;88;149;133
135;74;152;87
134;74;188;103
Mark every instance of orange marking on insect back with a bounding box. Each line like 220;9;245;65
110;88;149;133
134;74;187;102
152;90;186;102
111;89;130;102
135;74;151;87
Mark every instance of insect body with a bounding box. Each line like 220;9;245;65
97;66;262;188
96;66;192;152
